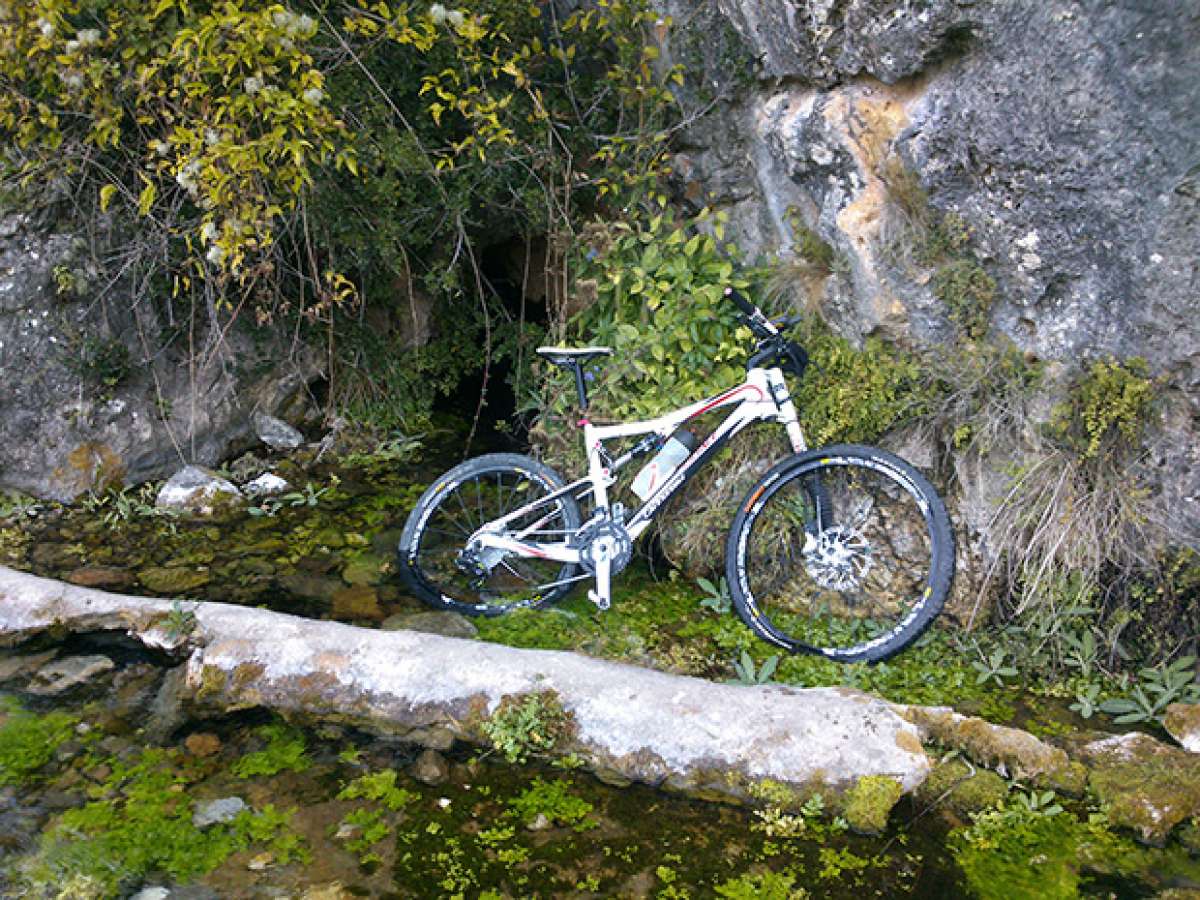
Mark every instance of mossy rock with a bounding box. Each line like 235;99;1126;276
916;758;1009;818
1080;732;1200;845
903;706;1086;794
342;553;386;586
137;566;211;595
842;775;904;835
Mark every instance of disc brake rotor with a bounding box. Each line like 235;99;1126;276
804;525;873;591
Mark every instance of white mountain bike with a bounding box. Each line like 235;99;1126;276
399;288;954;662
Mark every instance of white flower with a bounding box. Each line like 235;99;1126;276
36;18;54;37
65;39;79;53
272;9;292;29
296;13;315;34
446;9;464;27
77;28;100;46
206;244;225;265
62;72;84;90
302;87;324;105
429;3;447;24
199;221;217;243
243;75;264;95
204;128;221;145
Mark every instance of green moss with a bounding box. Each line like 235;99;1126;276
507;777;596;830
916;759;1008;817
1086;738;1200;844
12;747;305;895
231;723;311;778
0;698;77;785
714;869;808;899
842;775;903;835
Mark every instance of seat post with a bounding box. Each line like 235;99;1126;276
572;364;589;411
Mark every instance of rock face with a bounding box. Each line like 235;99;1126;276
0;565;932;804
664;0;1200;561
0;212;318;501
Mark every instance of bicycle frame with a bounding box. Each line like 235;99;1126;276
473;364;808;607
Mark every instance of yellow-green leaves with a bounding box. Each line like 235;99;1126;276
99;184;117;212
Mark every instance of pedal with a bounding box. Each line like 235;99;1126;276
587;589;611;611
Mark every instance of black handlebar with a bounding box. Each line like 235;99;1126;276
724;286;756;316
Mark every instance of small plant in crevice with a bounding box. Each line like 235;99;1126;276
480;691;573;764
971;645;1018;688
163;599;198;640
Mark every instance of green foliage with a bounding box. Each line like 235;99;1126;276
66;335;132;390
163;598;198;639
507;777;596;830
931;259;997;340
1053;357;1156;460
947;799;1162;900
971;646;1019;687
337;768;417;811
481;690;572;763
231;722;311;778
714;870;808;899
1097;655;1200;725
793;325;930;446
728;650;779;685
696;575;732;614
543;210;757;431
0;698;77;785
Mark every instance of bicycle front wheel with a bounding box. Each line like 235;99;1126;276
398;453;583;616
725;444;953;663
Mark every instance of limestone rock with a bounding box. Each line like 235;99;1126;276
0;565;932;805
243;472;290;497
27;654;115;695
192;796;246;828
382;610;478;640
156;466;243;516
1079;732;1200;845
0;216;319;503
252;411;304;451
1165;703;1200;754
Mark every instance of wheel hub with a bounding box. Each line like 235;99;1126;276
804;525;872;591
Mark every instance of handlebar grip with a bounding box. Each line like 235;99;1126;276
724;287;757;316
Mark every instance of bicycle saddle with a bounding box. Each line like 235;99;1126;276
535;346;613;368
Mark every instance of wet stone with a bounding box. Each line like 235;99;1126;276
185;732;222;758
341;554;385;586
156;465;244;516
252;411;304;451
138;565;211;595
0;648;57;683
277;572;343;601
381;610;478;640
193;796;247;828
65;566;134;589
411;748;450;786
245;472;290;497
330;585;383;622
27;654;115;695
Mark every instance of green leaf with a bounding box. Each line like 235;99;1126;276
99;184;117;212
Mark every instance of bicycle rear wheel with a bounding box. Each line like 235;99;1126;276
725;444;953;663
398;453;583;616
